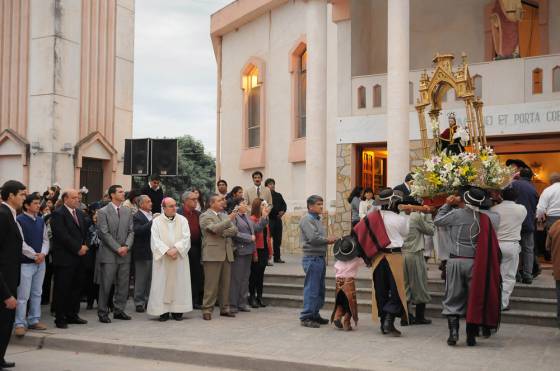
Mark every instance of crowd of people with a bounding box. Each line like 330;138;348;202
1;162;559;367
0;171;288;368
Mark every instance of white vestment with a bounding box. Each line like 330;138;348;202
147;214;192;316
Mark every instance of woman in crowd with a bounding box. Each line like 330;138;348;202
226;186;244;214
348;186;363;227
359;187;377;219
122;189;141;214
191;187;205;212
229;200;268;313
249;198;272;308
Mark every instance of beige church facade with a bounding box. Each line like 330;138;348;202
0;0;134;201
211;0;560;242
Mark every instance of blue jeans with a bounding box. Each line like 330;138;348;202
15;262;46;328
300;256;326;321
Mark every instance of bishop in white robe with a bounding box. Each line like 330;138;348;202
147;198;192;320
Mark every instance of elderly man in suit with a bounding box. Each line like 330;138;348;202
97;185;134;323
132;195;155;313
0;180;26;369
200;194;238;320
50;189;89;329
244;171;272;206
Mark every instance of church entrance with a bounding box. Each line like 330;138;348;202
80;157;104;203
356;144;387;193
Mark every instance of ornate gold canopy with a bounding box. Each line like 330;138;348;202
415;53;487;158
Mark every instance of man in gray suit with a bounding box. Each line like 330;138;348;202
96;185;134;323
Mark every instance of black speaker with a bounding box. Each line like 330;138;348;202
150;139;178;176
124;139;151;175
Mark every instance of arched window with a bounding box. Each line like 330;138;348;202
552;66;560;93
473;74;482;99
373;84;381;107
243;65;261;148
532;68;543;94
409;82;414;105
296;48;307;138
357;86;366;109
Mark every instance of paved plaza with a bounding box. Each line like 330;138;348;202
9;254;560;371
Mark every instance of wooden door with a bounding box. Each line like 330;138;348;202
361;151;374;189
80;158;104;204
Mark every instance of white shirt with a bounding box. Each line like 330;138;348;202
491;200;527;242
380;210;409;248
140;209;153;221
537;182;560;219
20;212;50;259
111;202;122;214
358;199;379;219
65;204;76;216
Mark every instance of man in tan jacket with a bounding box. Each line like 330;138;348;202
244;171;272;206
200;194;238;320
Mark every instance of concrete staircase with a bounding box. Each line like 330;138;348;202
263;272;558;327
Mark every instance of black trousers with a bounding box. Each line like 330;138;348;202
249;248;269;299
189;243;204;306
53;263;85;323
373;257;404;318
41;255;54;305
270;218;283;261
0;305;15;361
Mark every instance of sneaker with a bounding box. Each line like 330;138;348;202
14;327;26;337
300;319;320;328
28;322;47;330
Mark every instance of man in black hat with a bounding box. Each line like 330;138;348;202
434;187;500;347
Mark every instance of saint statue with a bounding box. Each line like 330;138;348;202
438;113;465;155
490;0;523;59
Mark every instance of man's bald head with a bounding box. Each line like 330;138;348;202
62;189;81;209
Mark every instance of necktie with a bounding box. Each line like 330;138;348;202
117;207;120;218
257;186;261;198
72;209;79;225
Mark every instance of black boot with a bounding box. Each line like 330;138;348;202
466;323;478;346
415;304;432;325
256;297;267;308
383;313;401;337
446;316;459;346
380;314;388;334
248;295;259;309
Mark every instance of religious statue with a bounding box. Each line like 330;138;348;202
438;113;466;155
490;0;523;59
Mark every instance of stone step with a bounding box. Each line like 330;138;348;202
263;282;557;313
264;273;557;299
262;293;558;327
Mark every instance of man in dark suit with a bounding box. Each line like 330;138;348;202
132;195;154;313
96;185;134;323
265;178;287;263
394;173;413;197
50;189;89;329
142;174;164;214
0;180;26;369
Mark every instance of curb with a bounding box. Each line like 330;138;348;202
13;333;376;371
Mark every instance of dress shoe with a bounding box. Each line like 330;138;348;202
202;313;212;321
414;304;432;325
382;314;401;337
248;297;259;308
28;322;48;330
256;298;267;308
0;359;15;368
522;276;533;284
55;321;68;329
238;306;251;312
159;313;170;322
220;311;236;318
193;304;203;310
98;315;112;324
67;316;88;325
300;319;320;328
14;327;26;337
172;313;183;321
136;305;145;313
114;311;131;320
274;259;286;264
314;316;329;325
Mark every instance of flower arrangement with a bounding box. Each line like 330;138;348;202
411;147;513;198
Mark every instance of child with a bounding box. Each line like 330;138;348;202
331;237;365;331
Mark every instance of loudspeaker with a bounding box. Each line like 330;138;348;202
150;139;178;176
123;139;150;175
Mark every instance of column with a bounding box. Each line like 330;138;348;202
386;0;410;187
305;0;327;197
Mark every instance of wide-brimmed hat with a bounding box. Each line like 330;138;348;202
333;235;361;261
463;187;486;208
375;188;404;206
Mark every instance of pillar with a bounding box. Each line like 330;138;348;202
386;0;410;187
305;0;328;198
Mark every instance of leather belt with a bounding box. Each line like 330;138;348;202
379;247;402;254
450;254;474;259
